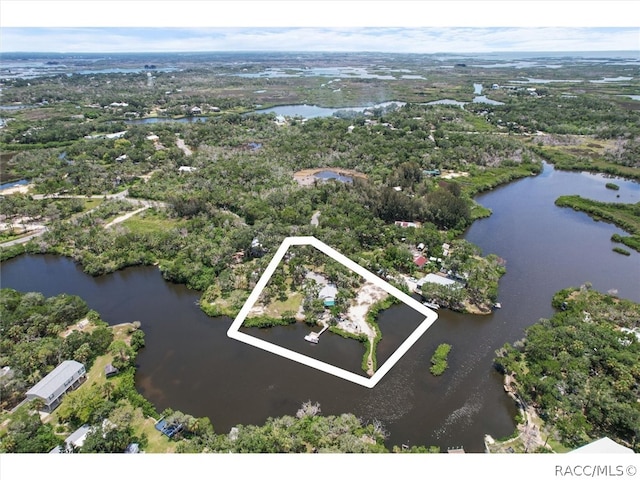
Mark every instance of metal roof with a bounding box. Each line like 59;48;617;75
25;360;85;401
570;437;634;454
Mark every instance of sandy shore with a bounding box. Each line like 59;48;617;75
343;281;389;337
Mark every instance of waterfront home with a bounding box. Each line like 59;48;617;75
26;360;86;412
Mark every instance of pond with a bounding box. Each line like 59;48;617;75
314;170;354;183
0;179;29;191
253;101;406;119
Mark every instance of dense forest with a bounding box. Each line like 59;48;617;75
494;286;640;451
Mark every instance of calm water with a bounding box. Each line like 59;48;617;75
314;170;353;183
2;163;639;452
0;179;29;191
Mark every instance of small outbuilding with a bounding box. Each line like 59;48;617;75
104;364;119;378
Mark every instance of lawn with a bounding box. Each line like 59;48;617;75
121;210;182;234
263;291;304;317
82;198;104;212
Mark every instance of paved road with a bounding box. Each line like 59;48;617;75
1;227;48;247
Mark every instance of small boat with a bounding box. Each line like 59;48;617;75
424;301;440;310
304;333;319;344
493;302;502;309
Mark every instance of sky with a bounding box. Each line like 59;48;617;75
0;1;638;54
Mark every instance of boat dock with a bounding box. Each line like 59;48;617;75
304;324;329;344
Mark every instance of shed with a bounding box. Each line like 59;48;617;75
104;364;119;378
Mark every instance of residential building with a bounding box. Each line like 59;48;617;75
25;360;86;412
570;437;634;454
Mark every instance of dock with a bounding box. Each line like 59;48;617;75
304;324;329;344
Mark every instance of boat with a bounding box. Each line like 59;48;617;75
424;301;440;310
493;302;502;309
304;333;319;344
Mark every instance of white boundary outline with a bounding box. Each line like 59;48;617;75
227;236;438;388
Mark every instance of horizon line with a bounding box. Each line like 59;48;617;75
3;49;638;55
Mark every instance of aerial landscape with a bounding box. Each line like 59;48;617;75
0;19;639;465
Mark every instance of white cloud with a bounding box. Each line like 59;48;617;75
1;26;637;53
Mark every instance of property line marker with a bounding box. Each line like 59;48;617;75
227;236;438;388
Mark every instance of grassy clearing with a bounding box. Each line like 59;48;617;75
121;209;181;234
82;198;104;212
132;415;176;453
262;292;303;317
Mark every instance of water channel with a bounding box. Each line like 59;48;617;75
1;163;639;452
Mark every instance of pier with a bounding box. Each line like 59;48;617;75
304;324;329;344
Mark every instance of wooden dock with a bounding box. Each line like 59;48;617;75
304;324;329;344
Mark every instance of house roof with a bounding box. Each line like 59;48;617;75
570;437;634;454
422;273;457;287
66;425;92;448
413;255;427;267
26;360;85;401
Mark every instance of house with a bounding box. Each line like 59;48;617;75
49;424;98;453
395;221;420;228
570;437;634;454
25;360;86;412
65;424;92;450
323;297;336;308
421;273;458;287
250;238;266;258
178;166;197;173
413;255;428;268
319;282;338;308
190;106;202;115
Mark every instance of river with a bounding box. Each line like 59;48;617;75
1;163;639;452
